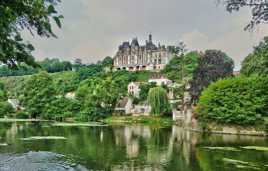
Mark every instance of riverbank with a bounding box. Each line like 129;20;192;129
187;121;268;137
0;118;49;122
104;116;174;127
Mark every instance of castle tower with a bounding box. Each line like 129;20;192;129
149;34;152;43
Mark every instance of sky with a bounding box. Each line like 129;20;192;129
22;0;268;70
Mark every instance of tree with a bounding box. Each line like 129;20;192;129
76;77;120;121
0;81;14;117
219;0;268;30
190;50;234;102
139;83;157;102
0;102;14;118
39;58;72;73
241;36;268;76
0;82;7;100
162;51;200;82
0;0;63;67
148;87;170;116
196;76;268;125
21;71;56;118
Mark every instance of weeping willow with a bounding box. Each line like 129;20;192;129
148;87;170;116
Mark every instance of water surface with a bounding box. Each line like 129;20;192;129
0;122;267;171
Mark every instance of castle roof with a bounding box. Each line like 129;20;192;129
131;38;139;46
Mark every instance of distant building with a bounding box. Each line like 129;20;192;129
148;74;172;86
115;97;133;115
113;34;173;71
128;82;141;98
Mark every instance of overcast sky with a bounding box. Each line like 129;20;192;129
22;0;268;69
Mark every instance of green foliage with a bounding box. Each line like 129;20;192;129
0;0;63;67
0;81;13;117
76;77;120;121
39;58;72;73
0;102;14;117
16;111;29;119
0;64;37;77
241;37;268;76
190;50;234;102
76;56;114;81
76;64;103;81
0;82;7;100
45;97;81;121
52;71;79;94
196;76;268;125
162;51;200;82
139;82;157;102
0;58;73;77
148;87;170;116
21;72;56;118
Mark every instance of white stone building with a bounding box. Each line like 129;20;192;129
148;76;172;86
128;82;141;98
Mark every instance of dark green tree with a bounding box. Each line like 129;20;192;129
39;58;72;73
241;36;268;76
190;50;234;102
0;0;63;67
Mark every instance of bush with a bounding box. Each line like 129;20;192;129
196;76;268;125
16;111;29;119
0;102;14;117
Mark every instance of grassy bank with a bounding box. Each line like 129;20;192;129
104;116;174;127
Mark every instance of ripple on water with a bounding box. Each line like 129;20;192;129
0;151;89;171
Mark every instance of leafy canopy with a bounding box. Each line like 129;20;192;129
20;71;56;118
0;0;63;67
190;50;234;102
162;51;200;82
76;77;121;121
241;36;268;76
196;76;268;125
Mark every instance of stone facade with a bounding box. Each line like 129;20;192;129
113;34;173;71
128;82;141;98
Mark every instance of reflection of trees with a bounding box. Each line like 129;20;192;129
0;123;267;171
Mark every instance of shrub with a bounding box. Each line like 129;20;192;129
16;111;29;119
0;102;14;117
196;76;268;125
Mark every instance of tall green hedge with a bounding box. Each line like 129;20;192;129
196;76;268;125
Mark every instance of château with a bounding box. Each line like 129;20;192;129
113;34;173;71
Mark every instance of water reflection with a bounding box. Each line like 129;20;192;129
0;122;267;171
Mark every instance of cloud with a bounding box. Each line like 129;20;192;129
180;9;268;69
21;0;268;69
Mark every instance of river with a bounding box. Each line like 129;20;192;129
0;122;267;171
